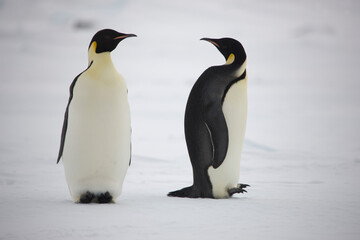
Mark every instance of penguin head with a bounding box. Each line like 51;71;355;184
201;37;246;64
88;29;137;53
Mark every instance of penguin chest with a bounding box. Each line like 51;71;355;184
208;77;248;198
63;71;131;199
67;72;130;157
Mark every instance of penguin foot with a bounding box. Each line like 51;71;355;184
79;191;95;203
97;192;113;204
228;184;250;196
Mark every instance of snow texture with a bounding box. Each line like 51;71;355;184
0;0;359;239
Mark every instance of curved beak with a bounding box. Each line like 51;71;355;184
114;33;137;40
200;37;220;48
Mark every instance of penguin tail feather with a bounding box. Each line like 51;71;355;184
168;186;204;198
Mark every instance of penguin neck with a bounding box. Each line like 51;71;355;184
87;42;116;70
224;53;247;77
225;53;236;65
88;52;115;69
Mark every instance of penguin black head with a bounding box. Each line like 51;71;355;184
89;29;137;53
201;37;246;64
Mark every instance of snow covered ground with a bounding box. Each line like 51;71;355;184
1;0;360;239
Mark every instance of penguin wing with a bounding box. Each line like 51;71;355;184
57;104;70;163
129;138;132;166
204;70;247;168
57;61;93;163
204;102;229;169
56;76;78;164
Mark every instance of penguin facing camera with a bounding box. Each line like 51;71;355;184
168;37;249;198
57;29;136;203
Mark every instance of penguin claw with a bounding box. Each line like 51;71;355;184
79;191;95;203
79;191;113;203
97;191;113;204
239;183;250;188
228;183;250;196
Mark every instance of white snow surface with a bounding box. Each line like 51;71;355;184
1;0;360;239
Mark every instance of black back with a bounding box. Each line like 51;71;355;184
183;37;247;196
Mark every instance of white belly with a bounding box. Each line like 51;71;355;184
62;70;131;202
208;76;248;198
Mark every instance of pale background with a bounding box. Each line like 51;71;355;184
1;0;359;239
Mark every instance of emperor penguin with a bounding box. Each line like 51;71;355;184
168;37;249;198
57;29;136;203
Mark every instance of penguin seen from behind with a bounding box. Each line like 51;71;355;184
168;37;249;198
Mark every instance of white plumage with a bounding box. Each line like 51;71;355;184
60;35;131;203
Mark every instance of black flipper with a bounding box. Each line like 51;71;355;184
128;143;132;166
56;61;93;164
57;104;70;164
204;102;229;169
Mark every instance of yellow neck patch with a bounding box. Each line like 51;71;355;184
91;41;97;52
225;53;235;65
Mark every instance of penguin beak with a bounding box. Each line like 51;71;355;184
201;38;220;48
114;33;137;40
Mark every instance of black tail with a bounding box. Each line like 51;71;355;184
168;186;195;198
168;186;213;198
